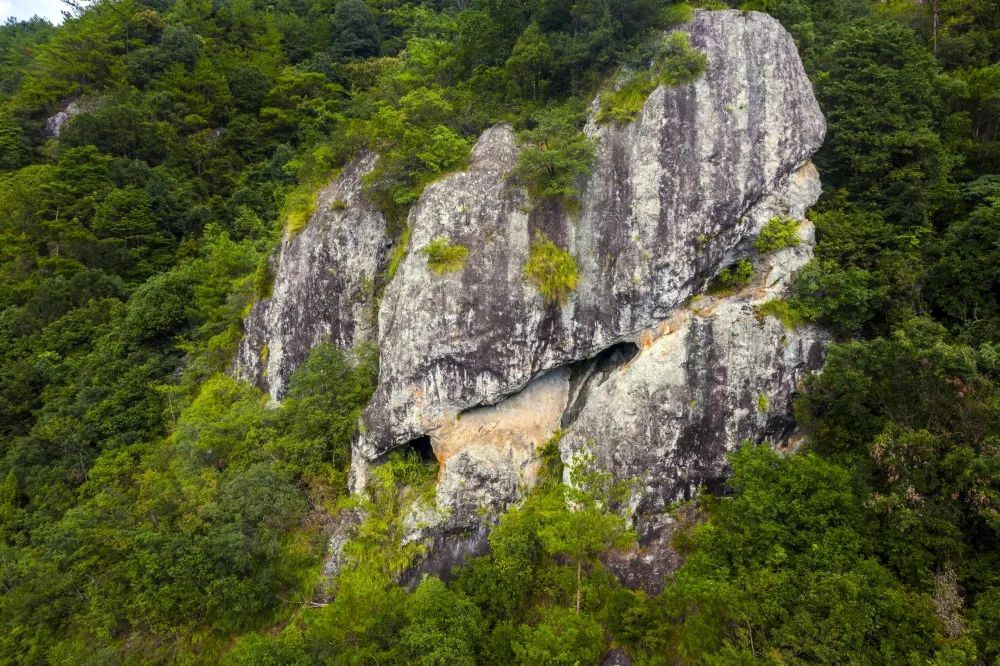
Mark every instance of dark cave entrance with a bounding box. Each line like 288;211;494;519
403;434;436;464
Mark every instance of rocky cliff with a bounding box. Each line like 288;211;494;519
237;9;827;559
234;151;389;399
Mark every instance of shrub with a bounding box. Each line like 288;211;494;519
754;217;802;252
422;237;469;275
598;32;708;125
524;234;580;304
385;225;411;284
661;3;695;27
283;182;319;236
658;31;708;86
598;71;658;124
252;256;273;300
710;259;754;293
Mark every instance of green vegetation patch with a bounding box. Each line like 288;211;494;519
754;216;802;252
709;258;754;294
385;225;411;285
598;32;708;124
513;105;596;208
756;298;806;329
524;233;581;304
252;255;274;300
422;236;469;275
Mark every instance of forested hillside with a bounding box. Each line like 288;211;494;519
0;0;998;663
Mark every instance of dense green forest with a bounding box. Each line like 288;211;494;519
0;0;998;663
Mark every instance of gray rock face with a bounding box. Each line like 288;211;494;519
237;10;830;577
356;9;825;495
45;98;85;138
234;152;389;399
560;210;828;515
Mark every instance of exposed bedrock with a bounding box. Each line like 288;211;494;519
234;10;830;568
234;151;389;399
354;9;826;507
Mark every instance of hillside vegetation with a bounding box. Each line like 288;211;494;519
0;0;998;663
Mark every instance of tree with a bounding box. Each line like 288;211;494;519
330;0;380;61
513;104;596;205
513;606;604;666
505;21;553;102
0;105;25;170
397;577;484;665
537;451;633;613
816;21;956;226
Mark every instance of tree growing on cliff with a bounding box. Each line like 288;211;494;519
537;451;633;613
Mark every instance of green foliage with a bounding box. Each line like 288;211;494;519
661;444;956;664
385;225;411;284
252;256;273;300
2;0;1000;661
661;3;696;27
790;258;889;334
513;105;596;206
709;258;754;293
523;233;580;304
513;606;604;665
756;298;806;329
330;0;381;61
598;71;660;124
422;237;469;276
598;31;708;124
398;577;484;665
754;216;802;252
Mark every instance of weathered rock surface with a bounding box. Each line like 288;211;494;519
237;10;830;583
355;9;825;503
234;151;389;399
45;98;86;138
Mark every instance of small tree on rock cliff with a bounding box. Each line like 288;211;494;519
537;450;633;613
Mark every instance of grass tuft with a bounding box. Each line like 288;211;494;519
524;233;580;304
753;217;801;253
422;237;469;275
756;299;806;329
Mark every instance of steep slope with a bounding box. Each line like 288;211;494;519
236;9;827;535
353;10;826;511
234;151;389;399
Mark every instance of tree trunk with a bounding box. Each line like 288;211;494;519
575;560;582;613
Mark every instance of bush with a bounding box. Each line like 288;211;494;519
252;256;273;300
790;259;888;333
658;31;708;86
524;234;580;304
513;105;596;206
598;71;659;124
710;259;754;293
422;237;469;275
754;217;801;252
661;3;695;27
598;32;708;124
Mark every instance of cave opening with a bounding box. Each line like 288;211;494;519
403;434;436;464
